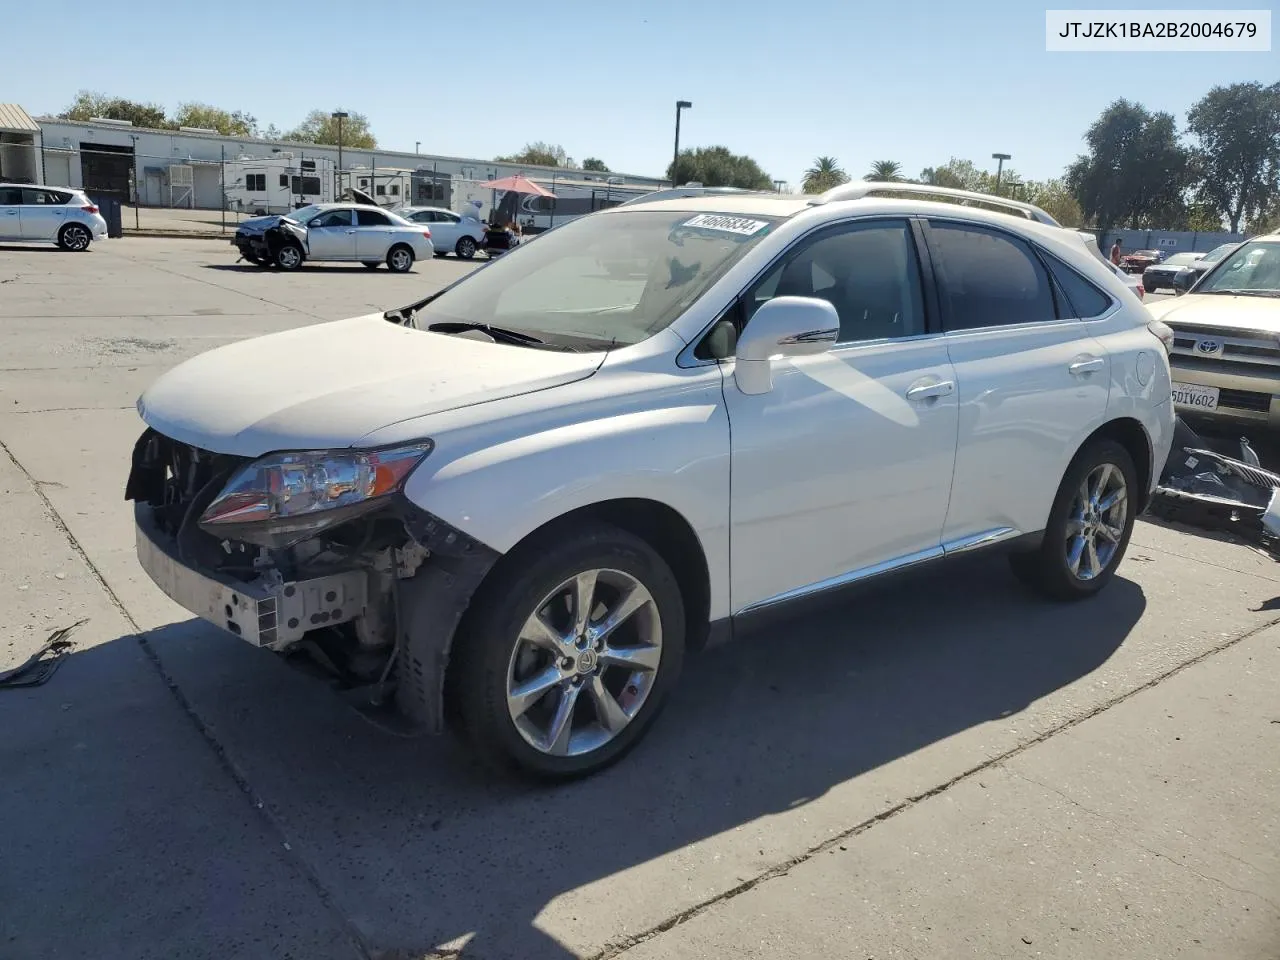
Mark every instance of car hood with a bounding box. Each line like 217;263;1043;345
236;214;291;235
136;314;603;456
1146;293;1280;332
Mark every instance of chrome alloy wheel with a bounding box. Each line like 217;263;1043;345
389;247;412;271
506;568;662;757
1065;462;1128;581
63;224;90;250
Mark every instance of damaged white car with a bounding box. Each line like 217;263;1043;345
129;186;1174;780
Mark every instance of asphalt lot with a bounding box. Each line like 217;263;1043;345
0;239;1277;960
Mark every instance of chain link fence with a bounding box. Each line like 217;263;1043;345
29;145;647;236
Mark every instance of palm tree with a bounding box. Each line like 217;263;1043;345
802;156;850;194
865;160;903;182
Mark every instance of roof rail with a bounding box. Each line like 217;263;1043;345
811;181;1062;227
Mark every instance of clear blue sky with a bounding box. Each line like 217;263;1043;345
3;0;1275;185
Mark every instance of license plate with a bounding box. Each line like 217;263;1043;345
1171;382;1219;410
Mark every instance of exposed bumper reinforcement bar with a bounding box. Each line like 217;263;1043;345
135;504;367;651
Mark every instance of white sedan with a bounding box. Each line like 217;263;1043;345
395;206;486;259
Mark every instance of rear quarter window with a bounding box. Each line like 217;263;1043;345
1040;252;1114;319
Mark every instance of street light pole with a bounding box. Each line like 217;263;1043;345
672;100;692;188
415;141;421;154
992;152;1011;195
332;110;349;199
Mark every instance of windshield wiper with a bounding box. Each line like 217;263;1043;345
426;321;548;346
1206;288;1280;298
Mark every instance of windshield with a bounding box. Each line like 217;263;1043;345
414;210;779;347
1197;241;1280;297
1201;243;1236;264
1163;253;1200;267
283;204;322;223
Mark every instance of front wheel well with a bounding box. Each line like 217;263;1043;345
1082;417;1154;510
494;500;713;650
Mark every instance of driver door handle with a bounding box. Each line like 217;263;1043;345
906;379;955;402
1069;356;1105;375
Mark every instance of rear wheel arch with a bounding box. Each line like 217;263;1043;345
1082;417;1153;511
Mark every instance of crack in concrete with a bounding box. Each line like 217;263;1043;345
592;614;1280;960
1007;768;1280;913
0;436;373;960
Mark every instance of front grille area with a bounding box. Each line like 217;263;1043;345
1170;323;1280;369
1218;388;1272;413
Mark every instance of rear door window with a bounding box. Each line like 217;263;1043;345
356;209;392;227
20;188;72;204
926;221;1058;331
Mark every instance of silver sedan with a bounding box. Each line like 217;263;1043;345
232;203;435;272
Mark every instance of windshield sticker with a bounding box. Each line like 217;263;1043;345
680;214;769;236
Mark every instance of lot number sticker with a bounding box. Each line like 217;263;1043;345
681;214;770;236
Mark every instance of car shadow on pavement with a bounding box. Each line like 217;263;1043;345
201;263;422;275
2;554;1143;960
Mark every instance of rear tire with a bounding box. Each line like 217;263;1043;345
1009;439;1137;601
58;223;92;251
387;244;414;273
456;236;477;260
449;523;686;781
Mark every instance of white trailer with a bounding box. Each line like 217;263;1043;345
224;154;335;215
343;165;414;208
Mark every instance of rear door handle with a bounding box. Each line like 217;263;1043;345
1069;356;1105;375
906;379;955;401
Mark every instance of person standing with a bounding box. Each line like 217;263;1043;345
1110;238;1123;266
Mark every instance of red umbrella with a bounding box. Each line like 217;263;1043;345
477;173;557;198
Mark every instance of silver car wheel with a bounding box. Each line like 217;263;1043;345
1065;462;1128;581
506;567;663;757
62;224;90;251
389;247;412;272
276;245;302;269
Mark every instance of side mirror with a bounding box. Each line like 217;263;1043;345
734;296;840;396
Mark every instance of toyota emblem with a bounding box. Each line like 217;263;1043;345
1195;339;1222;355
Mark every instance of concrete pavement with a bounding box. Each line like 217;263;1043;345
0;238;1275;959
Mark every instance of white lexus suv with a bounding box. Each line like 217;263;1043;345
127;184;1175;780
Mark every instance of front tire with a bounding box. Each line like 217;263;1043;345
450;524;686;780
58;223;92;251
387;244;414;273
1009;439;1137;601
274;243;303;270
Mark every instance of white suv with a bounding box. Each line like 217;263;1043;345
127;185;1175;780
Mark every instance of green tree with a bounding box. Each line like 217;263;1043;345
173;102;257;137
1186;81;1280;234
1021;178;1084;227
865;160;903;182
667;146;772;190
285;109;377;149
581;157;610;172
1185;202;1224;233
801;156;850;193
1066;99;1190;232
496;142;574;168
58;90;170;129
920;158;984;191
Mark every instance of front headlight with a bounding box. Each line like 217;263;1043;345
199;442;432;546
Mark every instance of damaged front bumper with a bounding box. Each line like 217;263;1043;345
135;503;368;651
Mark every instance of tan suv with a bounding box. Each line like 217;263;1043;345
1147;234;1280;427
